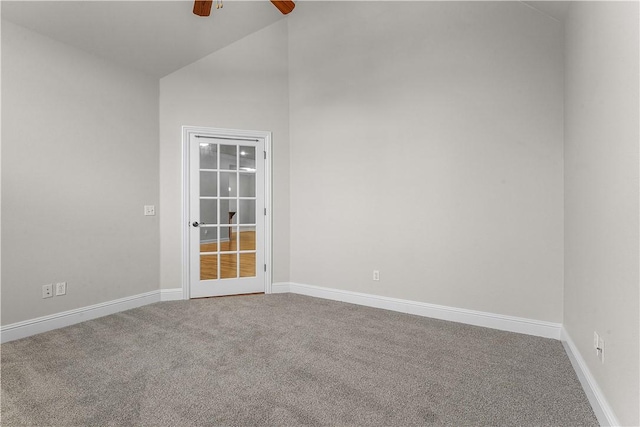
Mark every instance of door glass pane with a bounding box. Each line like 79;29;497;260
240;253;256;277
220;253;238;279
226;200;238;225
201;255;218;280
200;143;217;169
200;199;218;225
239;227;256;251
219;200;228;225
220;145;237;170
200;172;217;197
238;199;255;224
228;226;238;250
239;146;256;171
239;173;255;197
219;172;237;197
200;227;218;252
219;226;235;251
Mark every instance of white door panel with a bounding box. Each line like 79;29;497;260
187;130;266;298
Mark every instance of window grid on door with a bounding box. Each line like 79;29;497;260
199;142;257;281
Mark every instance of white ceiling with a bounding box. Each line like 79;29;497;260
1;1;286;77
2;1;571;78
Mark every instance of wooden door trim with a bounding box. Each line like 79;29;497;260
181;126;272;300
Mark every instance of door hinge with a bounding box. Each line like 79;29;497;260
264;264;267;272
264;208;267;216
264;151;267;160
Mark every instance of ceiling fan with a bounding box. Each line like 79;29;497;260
193;0;295;17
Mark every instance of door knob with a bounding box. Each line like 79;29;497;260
192;221;203;227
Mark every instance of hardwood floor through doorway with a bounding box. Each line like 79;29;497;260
200;231;256;279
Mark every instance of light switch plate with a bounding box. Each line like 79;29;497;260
144;205;155;216
55;282;67;296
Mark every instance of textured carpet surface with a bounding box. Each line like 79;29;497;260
2;293;597;426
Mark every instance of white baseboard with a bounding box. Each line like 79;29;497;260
160;288;184;301
271;282;292;294
272;282;561;339
561;327;620;427
0;290;161;343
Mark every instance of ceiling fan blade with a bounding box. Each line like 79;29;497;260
270;0;295;15
193;0;213;16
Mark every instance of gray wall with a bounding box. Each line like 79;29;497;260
288;2;565;322
564;2;640;425
159;20;290;287
1;21;160;325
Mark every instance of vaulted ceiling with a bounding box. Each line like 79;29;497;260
2;1;570;79
1;1;286;77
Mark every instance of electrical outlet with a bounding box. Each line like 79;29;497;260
144;205;155;216
597;337;605;363
42;284;53;299
55;282;67;296
373;270;380;281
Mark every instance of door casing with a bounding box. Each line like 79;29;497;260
181;126;272;299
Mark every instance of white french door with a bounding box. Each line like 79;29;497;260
185;127;268;298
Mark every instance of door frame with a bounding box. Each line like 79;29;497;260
181;125;272;300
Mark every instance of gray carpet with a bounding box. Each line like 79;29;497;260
1;293;597;426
